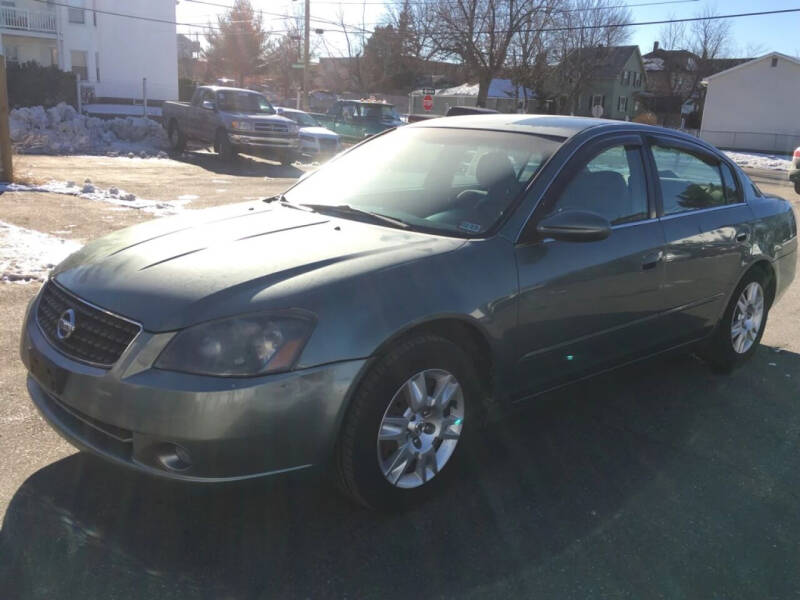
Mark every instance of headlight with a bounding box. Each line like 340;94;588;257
155;313;315;376
231;120;254;132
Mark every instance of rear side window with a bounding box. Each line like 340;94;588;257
652;145;725;215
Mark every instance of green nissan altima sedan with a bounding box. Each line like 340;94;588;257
20;115;797;510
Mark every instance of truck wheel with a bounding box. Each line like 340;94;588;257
280;152;296;167
216;130;237;162
168;120;186;153
794;180;800;195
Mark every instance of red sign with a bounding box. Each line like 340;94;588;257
422;94;433;111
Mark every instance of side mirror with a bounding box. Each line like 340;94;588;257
202;100;216;111
535;210;612;242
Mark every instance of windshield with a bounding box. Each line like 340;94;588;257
216;91;275;114
283;111;319;127
284;127;563;236
360;104;399;120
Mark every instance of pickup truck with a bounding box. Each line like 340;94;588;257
162;86;300;164
314;100;404;143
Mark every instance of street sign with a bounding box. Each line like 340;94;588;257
423;94;433;112
422;88;435;96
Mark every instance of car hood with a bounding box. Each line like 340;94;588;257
224;112;293;124
52;202;462;331
299;126;338;138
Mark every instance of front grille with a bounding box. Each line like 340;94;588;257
254;122;288;134
319;138;338;151
36;281;141;367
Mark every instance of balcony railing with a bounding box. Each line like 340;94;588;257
0;6;58;34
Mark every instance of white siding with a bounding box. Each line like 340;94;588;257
700;55;800;153
59;0;177;101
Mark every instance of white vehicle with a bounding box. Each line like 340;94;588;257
276;107;341;159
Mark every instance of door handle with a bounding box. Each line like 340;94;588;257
641;250;663;270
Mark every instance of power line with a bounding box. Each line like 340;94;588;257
31;0;224;29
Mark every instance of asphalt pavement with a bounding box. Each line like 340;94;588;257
0;166;799;599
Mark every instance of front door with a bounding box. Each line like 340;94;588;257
513;134;669;397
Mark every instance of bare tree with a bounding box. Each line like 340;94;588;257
550;0;632;113
406;0;553;107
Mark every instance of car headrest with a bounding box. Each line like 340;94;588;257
476;151;516;188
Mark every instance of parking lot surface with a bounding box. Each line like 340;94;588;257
0;157;798;599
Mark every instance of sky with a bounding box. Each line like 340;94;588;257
175;0;800;61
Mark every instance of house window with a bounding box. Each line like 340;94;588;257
49;46;58;66
70;49;88;81
591;94;604;107
68;0;85;23
6;45;19;64
617;96;628;112
623;71;631;85
771;57;778;67
95;51;100;81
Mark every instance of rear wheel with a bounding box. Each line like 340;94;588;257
336;335;478;510
794;180;800;195
216;130;237;162
168;120;186;153
699;268;770;373
279;152;296;167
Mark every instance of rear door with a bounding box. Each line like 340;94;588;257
512;134;670;396
647;136;755;343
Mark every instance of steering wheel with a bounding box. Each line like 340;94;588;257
454;188;487;210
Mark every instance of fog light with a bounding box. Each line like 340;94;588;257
157;443;192;472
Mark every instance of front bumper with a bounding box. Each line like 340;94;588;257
20;294;365;482
229;133;299;152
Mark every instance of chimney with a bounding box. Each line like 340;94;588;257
653;41;660;52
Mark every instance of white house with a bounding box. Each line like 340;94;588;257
0;0;177;102
700;52;800;154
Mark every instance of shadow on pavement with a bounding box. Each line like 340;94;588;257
2;347;800;599
170;150;306;179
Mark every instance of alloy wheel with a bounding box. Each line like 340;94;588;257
731;281;765;354
376;369;464;489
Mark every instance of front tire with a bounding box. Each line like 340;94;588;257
699;268;770;373
336;334;479;510
168;119;186;153
279;152;296;167
794;180;800;195
216;130;237;162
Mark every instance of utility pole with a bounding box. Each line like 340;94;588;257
0;56;12;182
302;0;310;111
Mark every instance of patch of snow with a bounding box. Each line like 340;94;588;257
644;57;664;71
0;221;81;283
9;102;168;155
1;181;191;216
724;151;792;171
178;194;199;202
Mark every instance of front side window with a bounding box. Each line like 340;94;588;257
551;144;649;226
284;127;563;236
652;145;726;215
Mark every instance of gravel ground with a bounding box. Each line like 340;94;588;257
0;158;799;599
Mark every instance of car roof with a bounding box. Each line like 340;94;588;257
339;100;395;107
201;86;263;94
407;113;706;145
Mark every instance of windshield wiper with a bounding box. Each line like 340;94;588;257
262;194;312;212
301;204;410;229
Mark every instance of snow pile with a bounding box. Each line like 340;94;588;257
0;220;81;283
2;180;192;216
724;151;792;171
644;57;664;71
9;102;169;155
